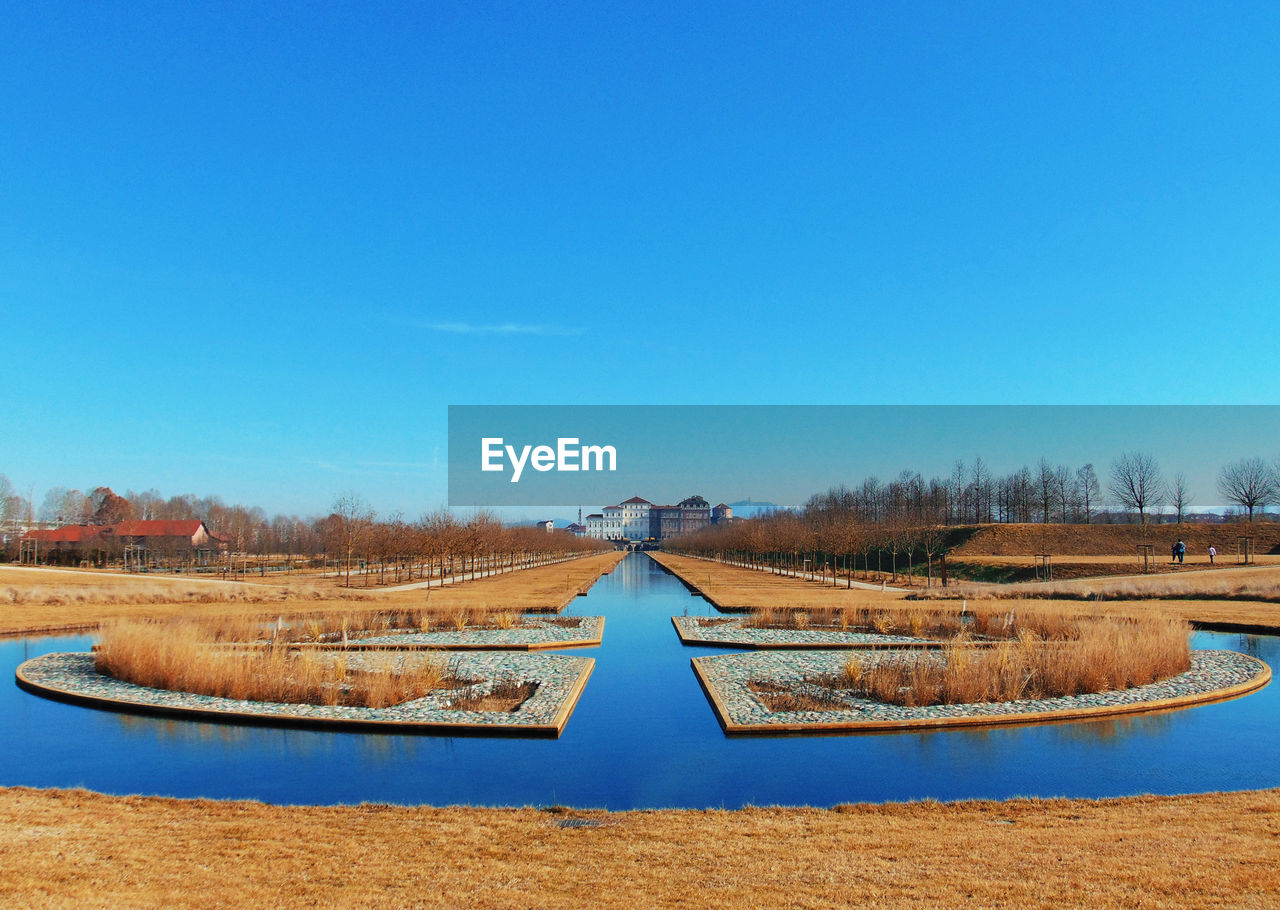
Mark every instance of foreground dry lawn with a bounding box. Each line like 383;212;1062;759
652;552;1280;629
2;787;1277;908
0;552;624;636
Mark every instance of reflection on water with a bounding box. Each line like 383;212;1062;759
1049;711;1174;745
1232;634;1267;658
2;554;1278;809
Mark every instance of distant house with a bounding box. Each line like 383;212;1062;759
106;520;226;553
534;520;555;532
20;519;227;565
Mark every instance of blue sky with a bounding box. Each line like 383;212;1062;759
3;2;1279;517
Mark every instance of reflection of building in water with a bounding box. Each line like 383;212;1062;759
584;494;726;541
611;549;650;587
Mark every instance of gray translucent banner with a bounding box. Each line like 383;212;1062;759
447;405;1280;508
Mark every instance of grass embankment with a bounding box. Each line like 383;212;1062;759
0;551;624;637
2;786;1277;908
648;551;906;610
949;522;1280;557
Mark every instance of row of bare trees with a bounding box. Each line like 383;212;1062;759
320;496;608;587
667;508;952;587
2;478;608;577
665;452;1280;587
797;452;1280;528
802;459;1108;527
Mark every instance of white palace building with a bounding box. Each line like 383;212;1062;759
583;496;731;542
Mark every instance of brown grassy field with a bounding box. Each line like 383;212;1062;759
2;786;1277;908
655;552;1280;630
0;552;625;637
942;564;1280;604
953;554;1280;568
949;553;1280;583
649;552;908;610
963;597;1280;630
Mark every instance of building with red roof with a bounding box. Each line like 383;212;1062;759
19;519;227;565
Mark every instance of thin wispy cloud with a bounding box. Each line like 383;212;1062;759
424;321;584;337
307;459;440;475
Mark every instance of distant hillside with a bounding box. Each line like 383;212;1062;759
949;523;1280;557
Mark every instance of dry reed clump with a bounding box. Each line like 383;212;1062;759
742;604;1090;642
449;677;539;713
746;678;845;713
157;606;557;647
542;616;584;629
94;619;451;708
823;616;1192;708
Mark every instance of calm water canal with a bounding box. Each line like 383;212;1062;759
3;552;1278;808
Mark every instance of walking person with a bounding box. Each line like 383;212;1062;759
1209;545;1217;565
1176;540;1186;564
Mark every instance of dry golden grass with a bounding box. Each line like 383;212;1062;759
416;550;624;612
822;617;1191;707
95;621;450;708
1;786;1278;908
941;564;1280;604
0;552;624;637
959;596;1280;630
654;551;1280;630
450;677;539;712
0;566;359;607
649;552;909;610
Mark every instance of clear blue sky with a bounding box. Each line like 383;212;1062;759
3;2;1278;517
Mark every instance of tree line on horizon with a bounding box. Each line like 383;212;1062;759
0;478;607;574
664;452;1280;584
793;452;1280;527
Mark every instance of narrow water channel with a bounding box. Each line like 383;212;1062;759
3;552;1278;808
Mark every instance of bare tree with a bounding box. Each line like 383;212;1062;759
1170;473;1192;524
1109;452;1165;524
969;457;992;523
1217;457;1277;521
332;493;376;586
1054;464;1075;523
1076;464;1101;524
0;474;15;525
1036;458;1057;524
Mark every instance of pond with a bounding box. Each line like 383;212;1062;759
3;552;1278;808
